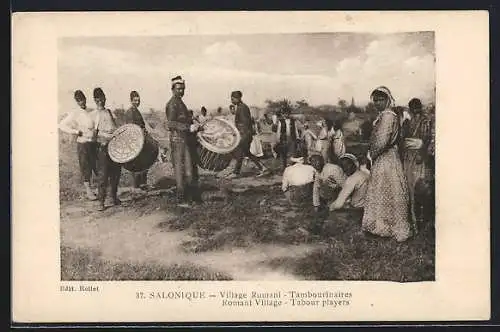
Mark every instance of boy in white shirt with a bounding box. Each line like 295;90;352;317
281;149;321;211
58;90;98;200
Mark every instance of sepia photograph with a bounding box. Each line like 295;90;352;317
58;32;436;282
12;11;489;323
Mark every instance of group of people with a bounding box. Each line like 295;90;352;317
278;86;435;242
60;77;435;243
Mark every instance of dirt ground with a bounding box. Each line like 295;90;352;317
59;136;435;282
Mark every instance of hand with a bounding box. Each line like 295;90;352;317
76;130;83;137
405;138;423;150
190;124;200;132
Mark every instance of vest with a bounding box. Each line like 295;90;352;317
279;118;297;140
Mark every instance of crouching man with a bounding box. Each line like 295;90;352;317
329;154;370;211
281;150;322;212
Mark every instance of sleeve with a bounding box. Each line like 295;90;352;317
330;176;356;210
420;117;433;155
276;121;282;141
58;112;79;135
282;169;290;192
427;118;435;157
312;170;321;207
369;112;398;161
295;121;300;139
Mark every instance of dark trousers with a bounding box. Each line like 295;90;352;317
280;137;297;170
233;135;264;174
171;137;201;202
77;142;98;183
96;144;122;203
133;171;148;188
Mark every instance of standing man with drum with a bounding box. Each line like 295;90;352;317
125;90;156;192
93;87;122;211
227;90;269;178
165;76;203;207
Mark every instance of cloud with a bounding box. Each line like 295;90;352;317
330;34;435;105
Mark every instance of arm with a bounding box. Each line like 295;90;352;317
310;130;318;140
329;176;356;210
58;112;80;135
369;112;398;161
312;170;320;208
282;169;290;192
295;122;300;139
276;121;282;141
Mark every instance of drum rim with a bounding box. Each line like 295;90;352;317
108;123;145;164
197;118;241;154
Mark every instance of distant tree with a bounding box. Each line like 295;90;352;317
365;102;377;113
337;99;348;109
296;99;309;108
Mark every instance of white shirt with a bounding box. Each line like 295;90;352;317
282;163;317;190
320;163;347;189
282;162;321;207
59;107;97;143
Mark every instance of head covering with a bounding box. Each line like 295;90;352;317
370;86;395;108
231;91;242;99
74;90;86;101
93;87;105;99
408;98;422;110
171;76;185;86
130;90;140;100
290;144;307;163
339;153;360;169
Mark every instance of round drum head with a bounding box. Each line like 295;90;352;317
108;124;145;164
197;118;241;154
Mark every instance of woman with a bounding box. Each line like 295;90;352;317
361;86;412;242
316;119;332;163
249;117;264;158
330;120;346;159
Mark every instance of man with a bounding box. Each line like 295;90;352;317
276;107;300;172
93;87;122;211
59;90;98;200
165;76;202;207
227;104;236;124
329;154;370;211
124;90;156;191
227;91;269;178
301;123;318;158
282;149;321;211
403;98;434;228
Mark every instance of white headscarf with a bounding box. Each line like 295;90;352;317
370;86;395;109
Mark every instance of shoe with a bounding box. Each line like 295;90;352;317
86;191;98;201
97;202;106;211
255;169;269;178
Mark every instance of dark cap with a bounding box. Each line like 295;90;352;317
93;87;105;99
231;91;242;98
74;90;86;101
408;98;422;109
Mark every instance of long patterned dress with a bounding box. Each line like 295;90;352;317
362;109;411;242
403;113;433;226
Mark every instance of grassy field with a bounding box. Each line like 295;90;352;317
59;111;435;281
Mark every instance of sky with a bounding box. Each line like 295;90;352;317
58;32;435;113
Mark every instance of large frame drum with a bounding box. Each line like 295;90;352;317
108;124;159;172
197;118;241;172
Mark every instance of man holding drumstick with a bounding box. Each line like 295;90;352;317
165;76;203;208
